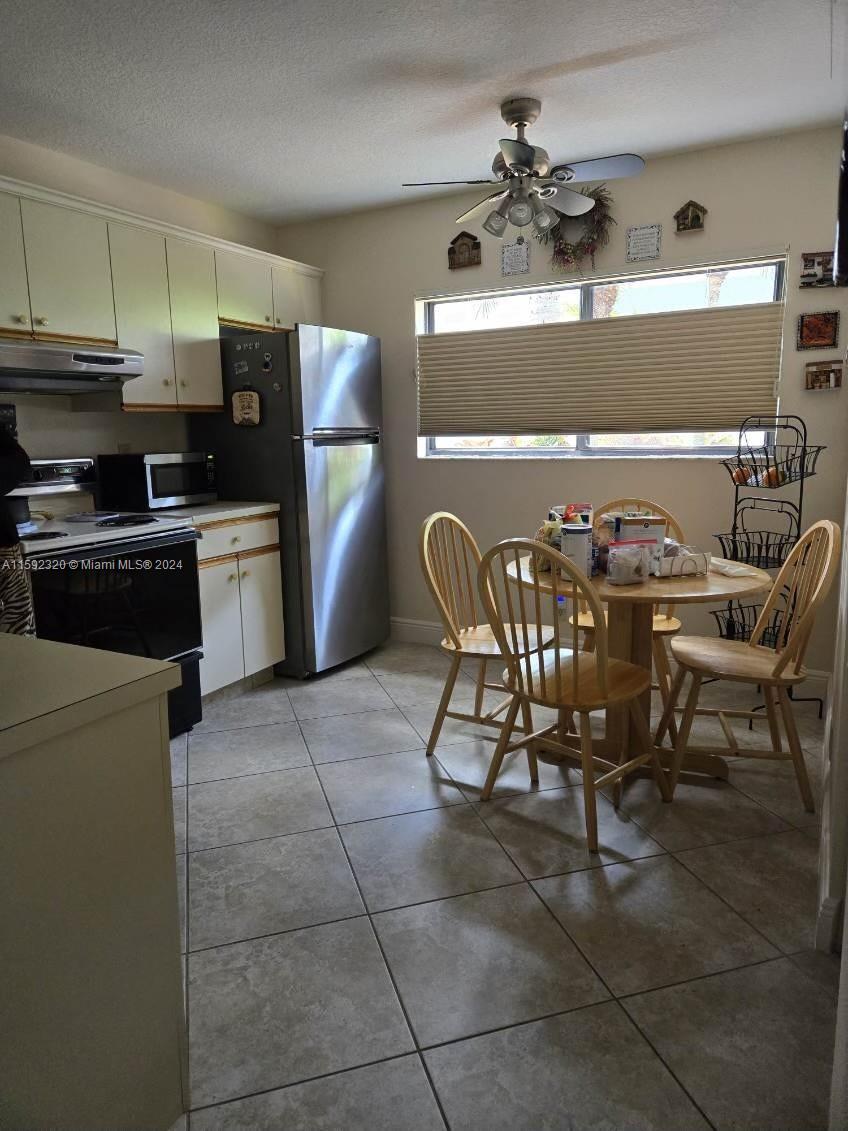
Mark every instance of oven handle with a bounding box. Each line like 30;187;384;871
26;528;199;562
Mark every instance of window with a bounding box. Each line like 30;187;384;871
423;259;783;456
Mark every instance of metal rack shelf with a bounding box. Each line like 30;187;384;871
712;414;824;718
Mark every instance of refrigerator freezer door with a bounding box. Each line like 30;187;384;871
298;432;390;672
292;325;382;435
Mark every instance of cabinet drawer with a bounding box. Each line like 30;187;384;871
196;515;279;561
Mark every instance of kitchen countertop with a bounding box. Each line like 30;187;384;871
155;501;280;525
0;635;180;758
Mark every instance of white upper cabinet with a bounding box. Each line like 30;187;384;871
272;265;322;329
166;239;222;408
110;225;177;408
215;250;273;328
20;199;116;342
0;193;31;335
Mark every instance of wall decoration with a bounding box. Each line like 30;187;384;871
626;222;662;261
231;387;261;425
804;358;843;390
501;236;530;276
673;200;707;233
799;250;835;288
448;231;481;270
533;185;616;272
797;310;840;349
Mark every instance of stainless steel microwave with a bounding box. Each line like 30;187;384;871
97;452;217;510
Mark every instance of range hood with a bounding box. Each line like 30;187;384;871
0;339;143;394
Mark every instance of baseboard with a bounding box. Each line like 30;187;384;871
390;616;444;646
815;894;844;952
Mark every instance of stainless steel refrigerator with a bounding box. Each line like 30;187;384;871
190;325;389;677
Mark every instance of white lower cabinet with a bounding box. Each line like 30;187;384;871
198;543;285;695
198;557;245;695
239;548;285;677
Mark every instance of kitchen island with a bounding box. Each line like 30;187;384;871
0;634;187;1130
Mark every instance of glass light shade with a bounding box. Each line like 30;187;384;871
531;196;559;233
482;200;510;237
508;196;534;227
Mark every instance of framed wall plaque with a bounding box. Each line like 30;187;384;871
626;223;662;261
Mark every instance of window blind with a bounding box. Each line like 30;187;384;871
417;301;783;435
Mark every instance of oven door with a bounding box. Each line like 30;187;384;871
144;453;216;509
29;530;202;661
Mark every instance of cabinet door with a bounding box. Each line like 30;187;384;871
0;193;32;336
166;239;223;408
272;265;322;329
20;199;116;342
238;548;285;676
216;250;273;329
198;558;245;695
110;225;177;408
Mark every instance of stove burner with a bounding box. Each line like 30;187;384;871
23;530;69;541
95;514;158;528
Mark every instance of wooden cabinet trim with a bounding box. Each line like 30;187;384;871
195;513;278;532
238;544;281;562
198;552;239;569
218;318;286;333
197;545;279;568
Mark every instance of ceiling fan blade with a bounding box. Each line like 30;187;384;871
455;190;509;224
499;138;536;174
402;179;500;186
549;153;645;183
536;183;596;217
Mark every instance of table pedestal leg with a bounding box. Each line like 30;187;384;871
605;600;728;783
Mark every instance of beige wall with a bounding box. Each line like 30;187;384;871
0;134;277;249
0;136;280;462
277;125;847;671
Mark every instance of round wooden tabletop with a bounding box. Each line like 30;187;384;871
507;555;772;606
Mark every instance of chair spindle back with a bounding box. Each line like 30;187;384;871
751;519;840;674
594;498;685;620
478;538;608;702
419;512;482;648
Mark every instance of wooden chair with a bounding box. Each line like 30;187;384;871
419;512;555;758
573;498;685;741
656;519;841;804
477;538;671;852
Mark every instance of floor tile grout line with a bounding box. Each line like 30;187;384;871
185;1051;435;1120
304;745;454;1131
610;999;718;1130
525;879;720;1129
668;843;806;956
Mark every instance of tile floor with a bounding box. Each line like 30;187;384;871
170;643;838;1130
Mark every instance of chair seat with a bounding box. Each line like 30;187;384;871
670;634;804;685
572;610;681;637
503;648;651;711
441;623;555;658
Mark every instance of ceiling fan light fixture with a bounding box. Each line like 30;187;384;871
507;195;534;228
531;195;559;233
482;197;510;237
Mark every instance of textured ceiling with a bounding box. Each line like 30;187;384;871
0;0;844;223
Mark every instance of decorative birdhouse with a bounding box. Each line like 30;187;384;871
673;200;708;233
448;231;482;270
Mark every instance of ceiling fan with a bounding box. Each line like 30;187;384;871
403;97;645;238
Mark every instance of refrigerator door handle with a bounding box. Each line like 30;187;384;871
294;428;381;446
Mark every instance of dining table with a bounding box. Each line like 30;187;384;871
506;555;772;780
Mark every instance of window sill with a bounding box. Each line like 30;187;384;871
419;451;730;462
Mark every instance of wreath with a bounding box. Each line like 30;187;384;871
534;184;615;272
